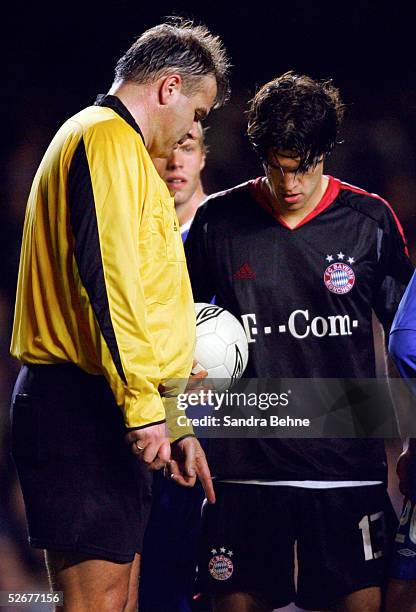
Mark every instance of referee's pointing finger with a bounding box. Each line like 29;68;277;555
198;462;216;504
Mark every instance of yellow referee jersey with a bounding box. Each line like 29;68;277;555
11;95;195;434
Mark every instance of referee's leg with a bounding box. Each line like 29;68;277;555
45;551;140;611
11;365;151;612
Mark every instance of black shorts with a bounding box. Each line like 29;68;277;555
11;364;152;563
198;482;397;610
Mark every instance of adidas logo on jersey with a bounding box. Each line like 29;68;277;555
233;263;256;280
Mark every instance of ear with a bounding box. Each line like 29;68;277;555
159;74;183;106
200;153;206;171
269;147;280;164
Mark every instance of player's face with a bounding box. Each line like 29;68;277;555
265;149;325;212
154;126;205;205
157;75;216;158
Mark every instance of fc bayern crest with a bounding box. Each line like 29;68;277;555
208;549;234;581
324;262;355;294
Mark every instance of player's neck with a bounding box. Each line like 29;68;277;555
176;184;206;227
266;176;329;228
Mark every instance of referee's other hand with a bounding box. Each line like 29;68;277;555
125;423;170;469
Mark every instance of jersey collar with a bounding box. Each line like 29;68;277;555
251;175;342;230
94;94;145;144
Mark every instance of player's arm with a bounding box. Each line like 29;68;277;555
372;204;413;332
371;201;413;395
184;202;216;303
68;122;167;458
372;204;415;494
389;271;416;501
389;270;416;394
395;439;416;501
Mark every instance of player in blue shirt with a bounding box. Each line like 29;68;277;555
139;123;208;612
387;270;416;611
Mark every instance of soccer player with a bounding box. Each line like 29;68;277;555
10;19;230;612
185;72;413;611
154;121;207;239
386;270;416;611
139;123;208;612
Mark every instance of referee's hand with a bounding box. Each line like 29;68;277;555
125;423;170;469
166;437;216;504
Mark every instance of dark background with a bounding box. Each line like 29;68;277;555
0;1;415;606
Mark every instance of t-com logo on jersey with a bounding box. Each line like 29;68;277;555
323;252;356;295
241;311;359;343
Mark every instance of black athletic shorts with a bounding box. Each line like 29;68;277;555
198;481;397;610
11;363;153;563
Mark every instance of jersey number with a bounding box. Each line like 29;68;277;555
358;512;383;561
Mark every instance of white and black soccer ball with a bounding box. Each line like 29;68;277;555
193;303;249;391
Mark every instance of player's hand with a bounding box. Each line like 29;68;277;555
397;449;413;500
185;359;209;393
125;423;170;470
166;436;216;504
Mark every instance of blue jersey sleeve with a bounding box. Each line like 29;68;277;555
389;270;416;390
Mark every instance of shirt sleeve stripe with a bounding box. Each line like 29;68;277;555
68;138;127;384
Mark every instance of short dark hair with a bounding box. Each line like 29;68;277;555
247;71;345;171
114;17;231;108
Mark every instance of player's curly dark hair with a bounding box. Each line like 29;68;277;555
247;72;345;171
114;17;231;108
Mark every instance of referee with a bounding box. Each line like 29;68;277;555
10;19;229;612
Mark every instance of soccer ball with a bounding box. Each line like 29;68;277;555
193;303;249;391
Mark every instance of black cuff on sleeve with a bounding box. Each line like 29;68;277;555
125;419;166;433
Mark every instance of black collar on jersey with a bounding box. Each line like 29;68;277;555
94;94;145;144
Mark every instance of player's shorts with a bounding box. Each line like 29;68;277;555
11;363;153;563
198;481;397;610
390;498;416;580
